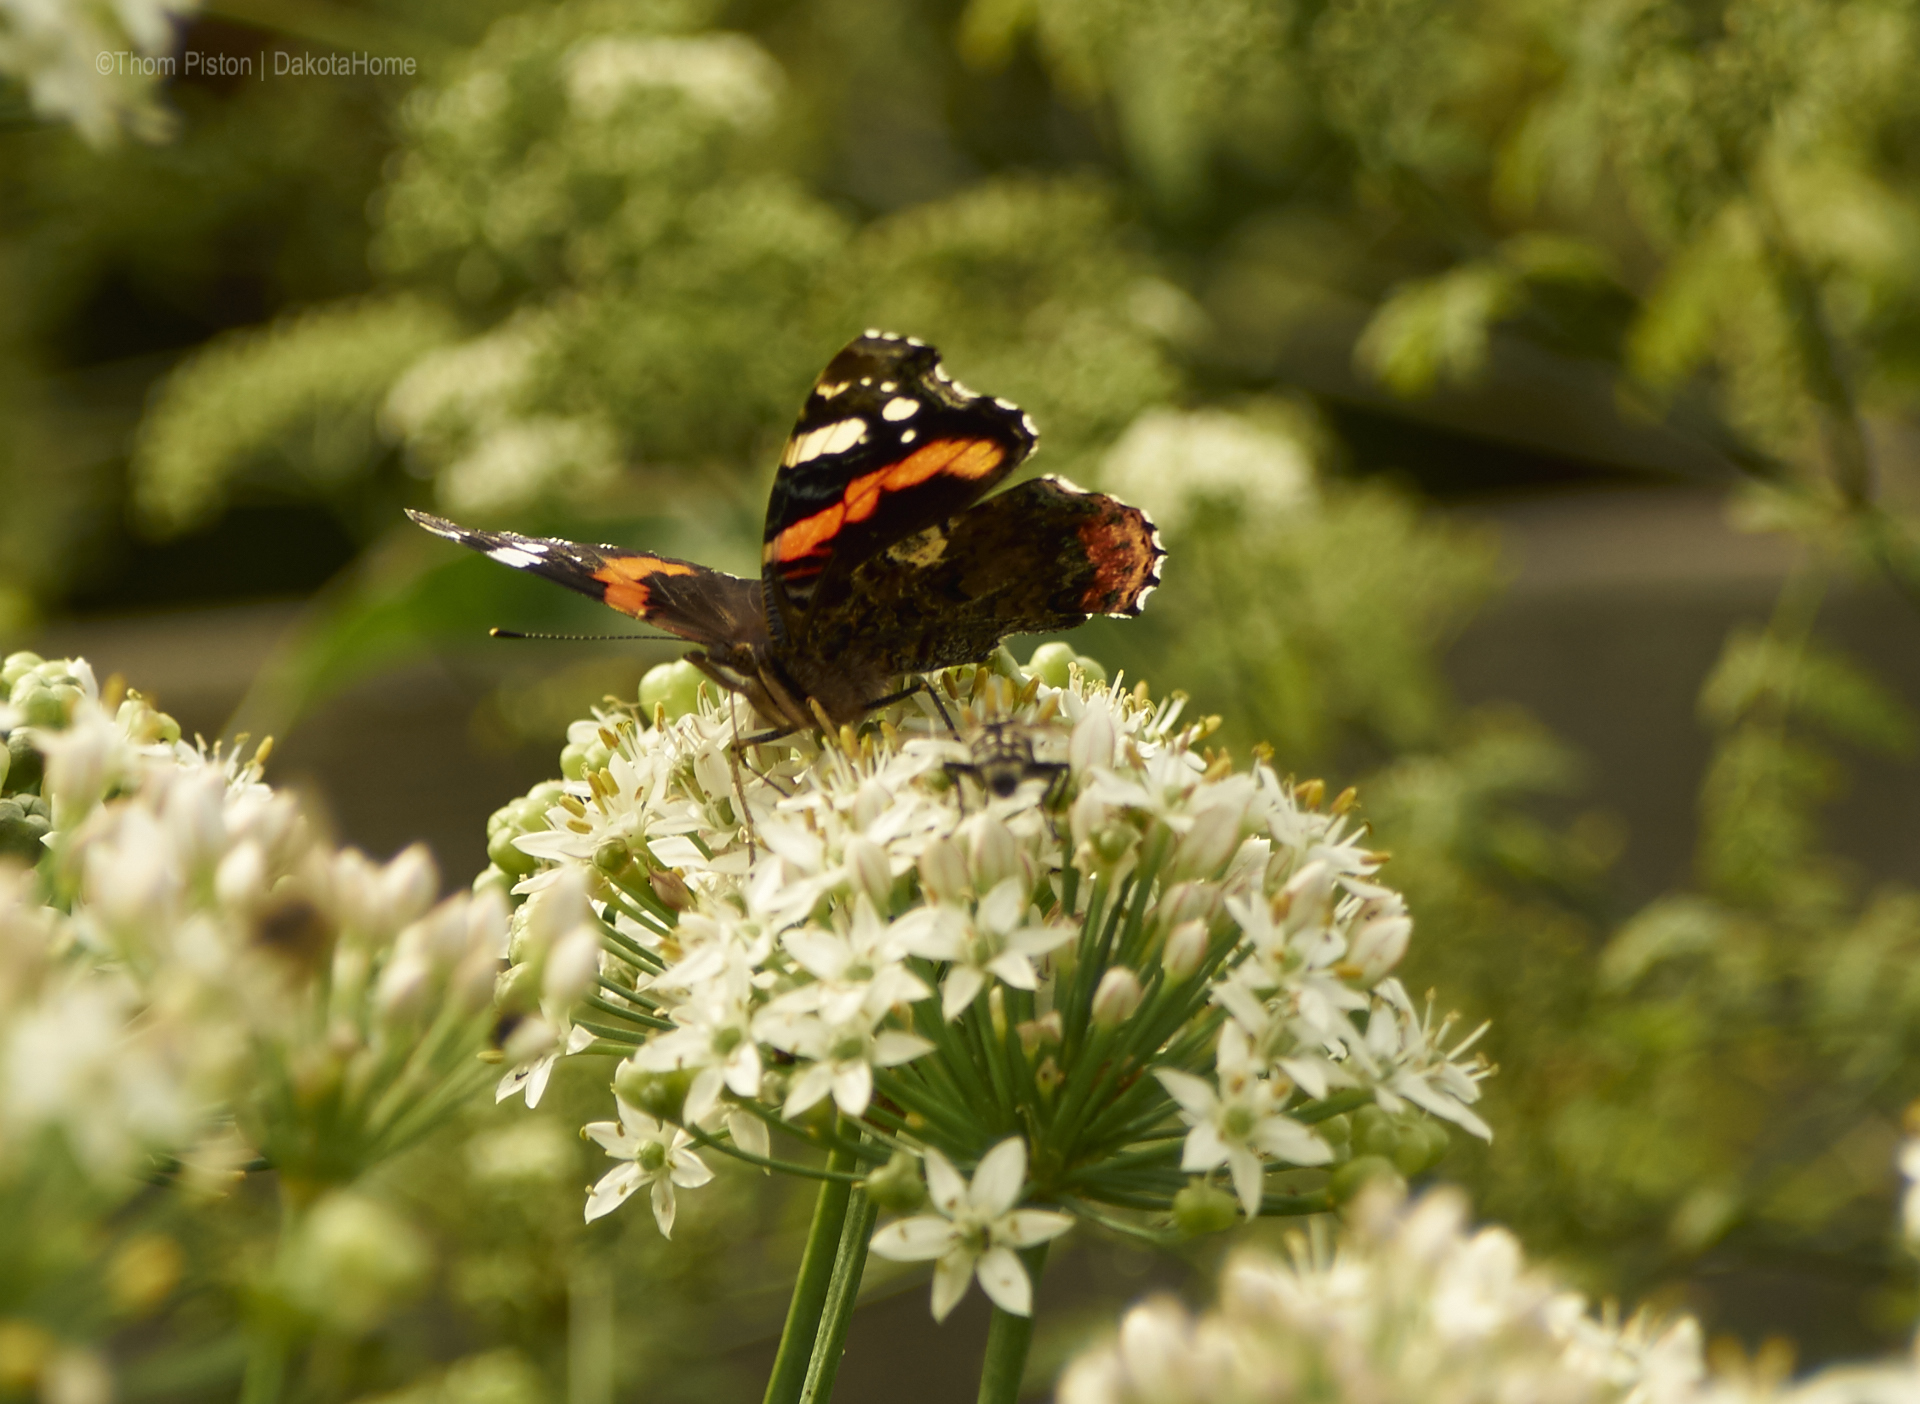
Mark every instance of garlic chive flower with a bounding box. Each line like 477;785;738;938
583;1098;714;1236
1056;1184;1709;1404
868;1137;1073;1320
483;648;1490;1316
0;652;505;1196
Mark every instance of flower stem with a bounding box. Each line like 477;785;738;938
762;1133;858;1404
975;1244;1048;1404
798;1185;878;1404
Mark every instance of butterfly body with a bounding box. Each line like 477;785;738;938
408;332;1163;733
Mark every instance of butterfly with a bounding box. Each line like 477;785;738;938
407;331;1163;734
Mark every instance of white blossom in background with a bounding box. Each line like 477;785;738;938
481;648;1492;1320
1056;1184;1707;1404
0;0;200;145
1100;407;1316;534
0;652;504;1192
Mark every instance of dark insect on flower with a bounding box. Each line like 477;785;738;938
408;332;1163;734
944;720;1069;807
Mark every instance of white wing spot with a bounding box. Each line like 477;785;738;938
993;397;1017;410
816;381;850;400
864;327;884;338
949;379;977;399
901;428;918;444
784;417;868;466
860;377;873;387
490;546;546;569
882;397;920;422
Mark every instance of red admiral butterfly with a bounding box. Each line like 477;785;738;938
407;331;1164;733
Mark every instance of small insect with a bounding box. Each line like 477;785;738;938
944;721;1069;809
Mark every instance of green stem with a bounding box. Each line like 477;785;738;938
798;1187;878;1404
976;1244;1049;1404
763;1136;858;1404
238;1329;286;1404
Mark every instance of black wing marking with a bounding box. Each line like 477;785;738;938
760;331;1037;641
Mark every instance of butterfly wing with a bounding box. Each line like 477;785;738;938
407;510;768;650
760;332;1037;642
801;477;1163;678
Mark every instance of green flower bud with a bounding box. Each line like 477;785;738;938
1351;1104;1396;1159
0;743;8;792
1072;654;1108;684
1328;1155;1404;1206
1094;823;1138;867
1172;1181;1241;1237
559;743;590;782
1392;1118;1449;1176
494;962;541;1015
864;1151;928;1213
0;651;43;690
614;1064;690;1125
472;865;516;907
1314;1112;1353;1154
639;660;709;722
487;824;538;878
20;681;70;729
1027;642;1078;689
0;798;49;859
6;731;41;794
593;839;632;874
1091;967;1143;1027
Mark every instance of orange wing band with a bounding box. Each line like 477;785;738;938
765;438;1005;573
591;556;696;617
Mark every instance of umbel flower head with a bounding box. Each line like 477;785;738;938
483;647;1490;1320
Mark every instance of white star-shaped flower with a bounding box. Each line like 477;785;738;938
582;1098;713;1236
1155;1021;1331;1218
895;877;1074;1020
868;1137;1074;1321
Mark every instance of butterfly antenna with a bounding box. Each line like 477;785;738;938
490;628;680;642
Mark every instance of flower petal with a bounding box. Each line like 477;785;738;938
584;1162;643;1222
651;1176;677;1238
975;1245;1032;1316
923;1147;968;1215
870;1215;958;1263
997;1209;1075;1249
942;964;986;1021
969;1138;1028;1217
931;1248;976;1322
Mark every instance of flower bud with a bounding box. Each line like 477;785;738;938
1328;1155;1404;1206
1172;801;1244;881
494;961;542;1015
1094;823;1138;868
215;841;267;911
1347;912;1410;982
378;844;438;929
967;816;1021;893
1017;1011;1063;1054
1172;1181;1240;1236
918;837;970;903
1091;967;1143;1028
639;660;708;722
543;926;602;1005
593;838;632;874
1161;920;1209;982
1026;641;1077;689
614;1064;691;1124
1069;698;1117;774
374;951;434;1020
845;836;893;912
648;867;693;912
1276;860;1335;933
864;1150;928;1213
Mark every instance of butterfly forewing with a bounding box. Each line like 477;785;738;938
759;332;1037;641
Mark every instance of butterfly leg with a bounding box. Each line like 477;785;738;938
863;675;958;734
723;694;764;860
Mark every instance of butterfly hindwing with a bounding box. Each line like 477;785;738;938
406;510;767;650
760;332;1037;638
805;476;1164;678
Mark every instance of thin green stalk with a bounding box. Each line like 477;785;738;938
762;1136;858;1404
975;1244;1049;1404
680;1123;867;1183
798;1187;879;1404
238;1329;287;1404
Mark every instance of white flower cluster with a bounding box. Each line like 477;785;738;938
0;0;199;145
488;652;1491;1319
0;653;504;1189
1056;1185;1708;1404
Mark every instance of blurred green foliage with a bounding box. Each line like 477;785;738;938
12;0;1920;1388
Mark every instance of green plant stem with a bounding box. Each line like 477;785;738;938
238;1329;287;1404
976;1244;1049;1404
762;1136;858;1404
798;1186;878;1404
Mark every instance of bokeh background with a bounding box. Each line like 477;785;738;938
11;0;1920;1398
